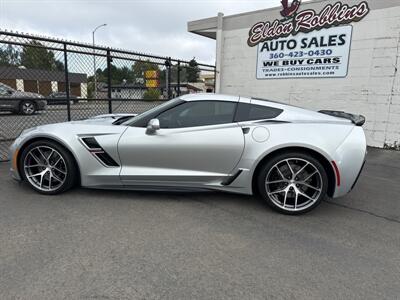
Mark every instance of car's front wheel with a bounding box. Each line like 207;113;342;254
20;100;36;115
20;140;78;194
258;152;328;215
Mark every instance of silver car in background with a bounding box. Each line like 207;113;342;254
9;94;367;215
0;82;46;115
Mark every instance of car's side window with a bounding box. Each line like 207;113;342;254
157;101;237;129
234;103;283;122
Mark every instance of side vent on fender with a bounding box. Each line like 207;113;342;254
81;137;101;150
81;137;119;167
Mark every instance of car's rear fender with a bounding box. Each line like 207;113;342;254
331;126;367;197
223;123;355;195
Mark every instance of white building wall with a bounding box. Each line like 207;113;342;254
219;6;400;148
81;83;87;98
16;79;24;91
51;81;58;93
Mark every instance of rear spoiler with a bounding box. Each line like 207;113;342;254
319;110;366;126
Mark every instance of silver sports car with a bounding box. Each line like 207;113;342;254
9;94;367;214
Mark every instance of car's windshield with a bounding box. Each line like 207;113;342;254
0;83;14;92
122;97;183;127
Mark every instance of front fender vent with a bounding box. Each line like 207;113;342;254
81;137;119;167
94;152;119;167
81;137;101;150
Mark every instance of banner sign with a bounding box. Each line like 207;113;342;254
256;25;352;79
248;1;369;47
145;70;160;88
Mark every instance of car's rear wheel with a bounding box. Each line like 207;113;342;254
20;100;36;115
20;140;78;194
258;152;328;215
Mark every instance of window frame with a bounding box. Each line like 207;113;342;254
233;102;283;123
155;100;238;129
125;98;185;127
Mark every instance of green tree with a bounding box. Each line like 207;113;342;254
170;63;188;83
132;60;160;79
143;88;161;100
20;40;64;71
111;65;135;84
95;65;136;85
186;58;200;82
0;45;20;67
95;68;108;83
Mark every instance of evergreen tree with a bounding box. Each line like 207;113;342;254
20;40;64;71
0;45;20;66
132;60;160;79
186;58;200;82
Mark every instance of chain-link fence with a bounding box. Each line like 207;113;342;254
0;30;216;161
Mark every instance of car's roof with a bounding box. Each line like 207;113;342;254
179;93;351;124
179;93;284;106
180;93;239;102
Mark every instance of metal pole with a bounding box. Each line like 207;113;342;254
164;59;169;100
168;57;172;99
92;24;107;100
92;32;97;99
63;43;71;121
177;60;181;97
107;49;112;113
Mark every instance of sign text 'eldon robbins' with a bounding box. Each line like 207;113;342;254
249;1;370;79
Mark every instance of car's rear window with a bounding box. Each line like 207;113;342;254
234;103;283;122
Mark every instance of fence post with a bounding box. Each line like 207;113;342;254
169;57;173;99
177;60;181;97
106;49;112;113
164;57;171;99
63;43;71;121
213;66;217;94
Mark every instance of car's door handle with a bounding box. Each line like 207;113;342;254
242;127;250;134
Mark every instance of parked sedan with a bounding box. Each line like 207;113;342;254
9;94;367;215
47;92;78;105
0;83;46;115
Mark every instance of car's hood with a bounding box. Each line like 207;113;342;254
18;119;129;142
70;113;138;125
17;114;137;141
12;91;44;98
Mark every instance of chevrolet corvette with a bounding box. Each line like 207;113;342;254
9;94;367;214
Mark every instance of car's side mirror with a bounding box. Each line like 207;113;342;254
146;118;160;134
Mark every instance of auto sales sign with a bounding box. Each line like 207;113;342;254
248;1;370;79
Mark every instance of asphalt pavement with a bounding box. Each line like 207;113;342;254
0;148;399;299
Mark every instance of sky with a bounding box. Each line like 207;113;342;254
0;0;286;65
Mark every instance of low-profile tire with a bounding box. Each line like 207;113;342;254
19;140;78;195
19;100;36;115
257;151;328;215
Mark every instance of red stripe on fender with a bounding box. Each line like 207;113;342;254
331;161;341;187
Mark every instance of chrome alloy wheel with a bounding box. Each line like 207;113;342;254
22;102;35;115
23;146;67;192
265;158;323;212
